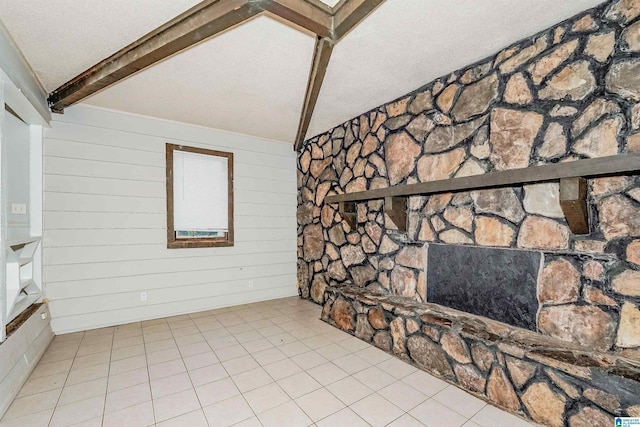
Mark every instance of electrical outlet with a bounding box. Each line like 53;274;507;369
140;292;147;302
248;280;254;288
11;203;27;215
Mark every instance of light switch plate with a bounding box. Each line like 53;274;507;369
11;203;27;215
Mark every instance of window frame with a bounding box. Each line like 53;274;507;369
166;143;234;249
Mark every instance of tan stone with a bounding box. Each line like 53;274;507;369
550;105;578;117
606;59;640;102
417;148;466;182
523;183;564;218
310;157;332;179
605;0;640;24
583;388;620;413
418;219;435;241
572;98;622;137
584;286;617;306
585;30;616;63
489;108;543;170
618;302;640;348
361;134;379;158
529;39;579;85
379;235;400;254
592;176;632;197
628;405;640;417
390;317;407;356
627;240;640;265
303;224;324;261
396;246;424;269
440;229;473;244
425;193;453;214
406;114;435;143
623;20;640;51
573;116;623;158
574;239;606;253
546;369;580;399
539;61;596;101
504;73;532;104
598;195;640;239
368;307;388;330
385;132;421;185
326;243;339;261
633;103;640;130
340;245;365;268
572;14;598;32
431;216;446;232
451;73;499;122
408;90;434;115
454;364;486;393
369;153;387;176
331;298;355;331
475;216;514;247
443;206;473;232
538;259;580;305
472;188;525;224
471;343;494;372
505;357;536;388
440;332;471;363
455;159;485;178
494;46;519;66
310;276;327;304
538;122;567;159
522;382;566;427
300;150;311;173
417;272;426;301
327;261;347;281
436;84;459;113
500;35;549;74
554;26;566;44
569;406;614;427
386;97;409;117
583;260;604;280
425;116;486;154
407;335;455;380
346;177;366;193
311;143;323;159
487;367;520;411
518;216;569;250
630;187;640;202
538;305;615;351
628;132;640;152
391;266;417;298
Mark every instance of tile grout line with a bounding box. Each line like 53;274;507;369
47;331;86;427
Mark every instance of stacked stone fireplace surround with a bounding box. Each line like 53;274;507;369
297;1;640;425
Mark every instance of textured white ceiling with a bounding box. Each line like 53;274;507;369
307;0;605;137
0;0;605;143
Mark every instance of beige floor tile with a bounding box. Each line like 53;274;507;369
39;347;78;365
433;385;486;418
258;401;311;427
277;372;322;399
353;366;396;391
148;359;186;380
107;366;149;393
315;343;350;361
307;362;348;386
325;376;373;406
188;363;229;387
252;347;287;366
315;407;370;427
143;324;170;335
195;377;240;407
387;414;426;426
350;393;404;427
377;357;418;379
68;416;102;426
144;330;174;343
178;341;210;357
462;421;482;427
295;388;345;422
105;382;152;414
410;399;468;427
202;395;254;427
222;355;259;375
111;343;145;361
300;335;333;350
262;358;302;381
18;372;67;397
233;330;263;344
214;344;248;362
354;346;392;365
72;351;111;370
184;351;219;371
76;342;112;358
174;332;205;347
0;408;54;427
144;338;177;354
30;359;73;379
291;350;328;370
331;354;371;374
470;405;535;427
243;383;290;414
109;354;147;376
58;377;108;406
208;336;240;351
150;372;193;398
49;396;105;427
157;409;208;427
103;401;154;427
1;389;60;421
241;338;274;353
112;335;144;350
401;370;449;397
267;332;297;346
232;367;274;392
147;347;182;366
279;341;312;357
153;389;201;422
379;381;429;412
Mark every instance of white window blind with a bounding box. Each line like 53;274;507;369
173;150;228;232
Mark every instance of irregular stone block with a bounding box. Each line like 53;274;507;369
443;206;473;232
390;317;407;356
451;73;499;122
529;39;579;85
472;188;525;224
598;195;640;239
506;357;536;388
538;259;580;305
439;229;473;244
327;261;347;281
538;305;615;351
355;314;374;342
487;367;520;411
408;90;433;115
391;266;417;298
436;83;460;113
523;183;564;218
616;302;640;348
522;382;566;427
425;116;486;154
539;61;596;101
475;216;514;247
568;406;614;427
517;216;569;250
440;332;471;363
499;35;549;74
385;131;421;185
303;224;324;261
586;30;616;62
606;59;640;102
583;388;620;413
504;72;533;105
417;148;466;182
605;0;640;24
490;108;543;170
350;265;376;288
396;246;424;269
368;307;388;330
627;240;640;265
454;364;486;393
331;298;355;331
573;116;623;158
373;331;392;351
572;98;622;137
612;270;640;296
407;335;454;380
340;245;365;268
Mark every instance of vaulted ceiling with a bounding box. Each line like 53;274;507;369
0;0;604;143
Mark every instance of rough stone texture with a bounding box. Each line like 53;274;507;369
439;229;473;244
443;206;473;232
585;30;616;62
310;276;327;304
546;370;580;399
331;298;355;331
407;335;454;380
627;240;640;265
629;132;640;152
340;245;366;268
506;357;536;388
573;116;623;158
623;20;640;51
350;265;376;287
487;367;521;411
522;382;566;427
568;406;614;427
475;216;514;247
355;314;375;341
504;72;533;104
391;266;417;297
529;39;579;85
303;224;324;261
451;73;499;121
368;307;388;330
472;188;525;224
396;246;424;269
440;332;472;364
538;259;581;304
598;195;640;239
584;286;617;306
612;269;640;296
518;216;570;250
538;122;567;159
523;183;564;218
425;117;485;154
499;35;549;74
616;302;640;348
454;364;486;393
572;98;621;137
606;59;640;102
385;131;421;185
605;0;640;23
417;148;466;182
390;317;407;356
373;331;392;351
539;61;596;101
583;388;620;413
379;235;399;254
490;108;543;170
538;305;616;351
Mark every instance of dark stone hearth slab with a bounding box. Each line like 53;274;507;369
427;244;540;331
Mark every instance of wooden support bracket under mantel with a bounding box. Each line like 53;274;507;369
327;153;640;234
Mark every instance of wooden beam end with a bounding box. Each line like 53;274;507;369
384;196;407;232
559;177;590;235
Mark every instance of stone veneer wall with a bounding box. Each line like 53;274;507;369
297;0;640;425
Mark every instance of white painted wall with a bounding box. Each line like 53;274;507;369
44;105;298;334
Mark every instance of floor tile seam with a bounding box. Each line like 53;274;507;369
141;331;158;425
431;391;488;420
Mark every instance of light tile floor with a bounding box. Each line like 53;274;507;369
1;297;536;427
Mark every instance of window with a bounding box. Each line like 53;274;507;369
166;143;234;248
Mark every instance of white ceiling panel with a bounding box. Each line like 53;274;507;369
83;16;316;143
0;0;202;92
307;0;605;138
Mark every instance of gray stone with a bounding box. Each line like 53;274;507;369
310;275;327;304
572;98;622;137
472;188;525;224
327;261;347;281
350;265;376;287
523;183;564;218
451;73;499;122
408;90;434;115
328;224;346;246
390;266;417;298
539;60;596;101
623;21;640;51
424;116;486;154
373;331;392;351
406;114;435;142
384;115;412;131
606;59;640;102
390;317;407;356
303;224;324;261
605;0;640;24
407;335;454;380
538;122;567;159
573;115;624;158
340;245;366;268
355;314;375;342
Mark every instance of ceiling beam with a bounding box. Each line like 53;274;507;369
333;0;384;40
294;36;333;151
261;0;333;38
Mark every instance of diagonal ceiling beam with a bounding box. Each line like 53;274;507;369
294;36;333;151
333;0;384;40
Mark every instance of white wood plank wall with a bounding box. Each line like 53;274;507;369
43;106;298;334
